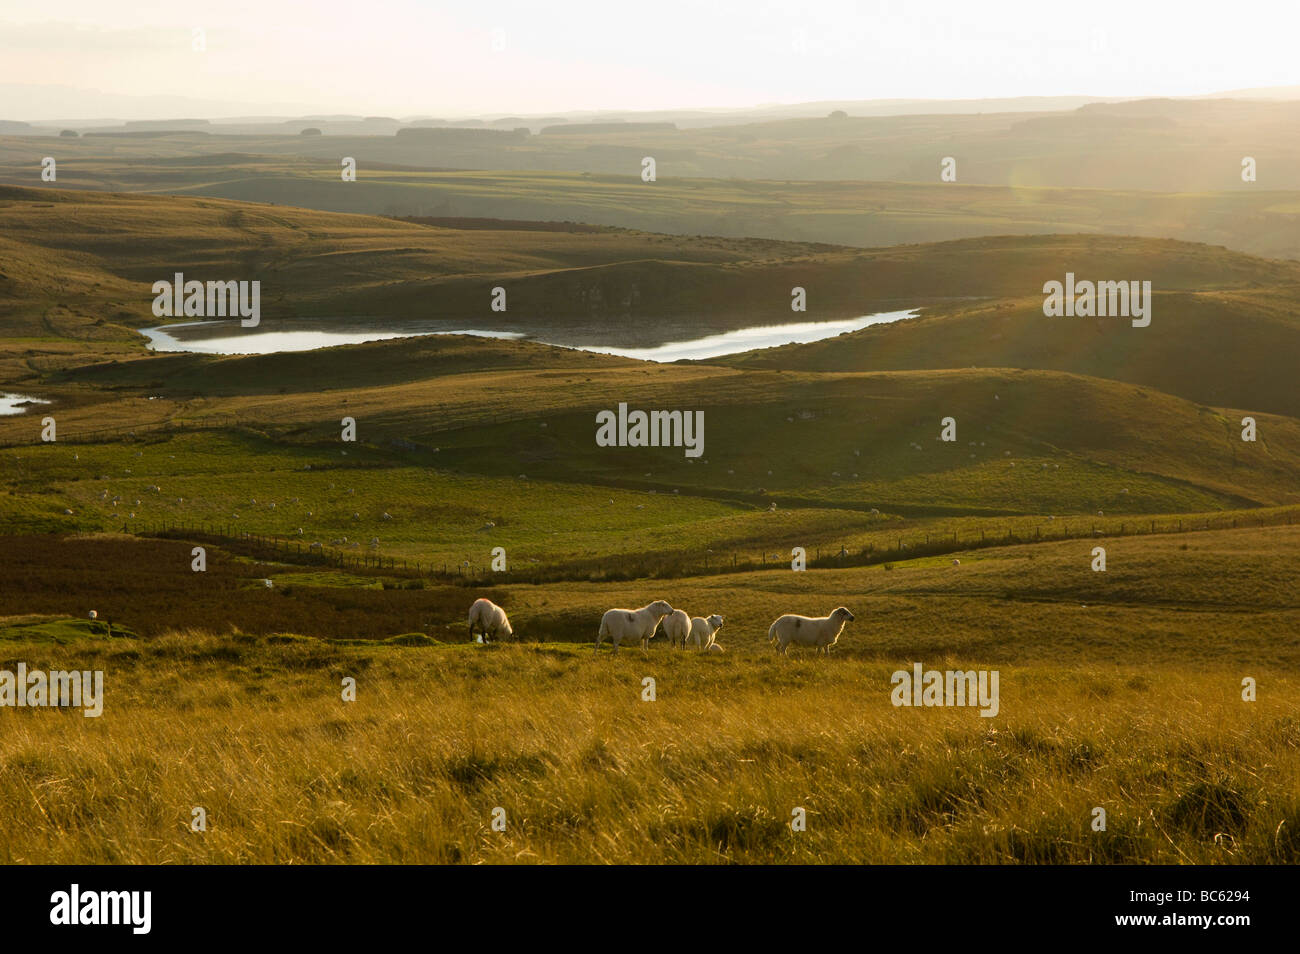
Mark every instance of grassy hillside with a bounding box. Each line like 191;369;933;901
5;188;1300;427
5;628;1296;864
4;520;1297;657
2;520;1297;864
717;284;1300;419
5;356;1300;568
0;185;857;344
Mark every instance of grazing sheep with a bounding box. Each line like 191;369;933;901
688;614;725;650
706;642;725;654
596;600;673;653
662;609;691;649
768;607;855;656
468;598;513;643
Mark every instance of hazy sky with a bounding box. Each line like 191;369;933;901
3;0;1299;117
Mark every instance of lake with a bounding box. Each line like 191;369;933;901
0;393;52;416
139;309;918;362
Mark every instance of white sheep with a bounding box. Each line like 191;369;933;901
596;600;673;653
706;642;725;654
468;598;514;643
689;614;725;650
662;608;691;649
768;607;855;656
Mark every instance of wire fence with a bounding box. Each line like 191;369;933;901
122;505;1300;587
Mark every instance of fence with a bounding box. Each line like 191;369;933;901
129;522;482;582
122;505;1300;588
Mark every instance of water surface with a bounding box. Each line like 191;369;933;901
0;393;51;416
140;309;918;362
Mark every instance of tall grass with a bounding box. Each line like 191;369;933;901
0;634;1294;864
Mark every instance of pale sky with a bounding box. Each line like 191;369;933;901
2;0;1299;118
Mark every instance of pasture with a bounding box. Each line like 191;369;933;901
1;627;1296;864
1;188;1296;865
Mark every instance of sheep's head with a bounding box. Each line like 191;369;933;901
648;600;673;615
707;614;724;630
833;606;856;622
500;618;514;637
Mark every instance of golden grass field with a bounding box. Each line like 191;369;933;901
2;521;1297;864
1;633;1295;865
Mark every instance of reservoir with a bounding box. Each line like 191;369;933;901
0;393;51;416
139;309;918;362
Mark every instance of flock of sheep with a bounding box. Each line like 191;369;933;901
468;598;856;656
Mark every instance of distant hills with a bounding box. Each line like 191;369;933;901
6;96;1300;194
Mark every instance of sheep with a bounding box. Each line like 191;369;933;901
706;642;725;654
768;607;855;656
662;608;691;649
688;614;724;650
596;600;673;653
468;598;513;643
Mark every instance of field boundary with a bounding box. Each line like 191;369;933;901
121;505;1300;586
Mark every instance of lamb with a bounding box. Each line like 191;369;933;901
706;642;725;654
768;607;855;656
662;608;691;649
596;600;673;653
468;598;513;643
688;614;725;650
